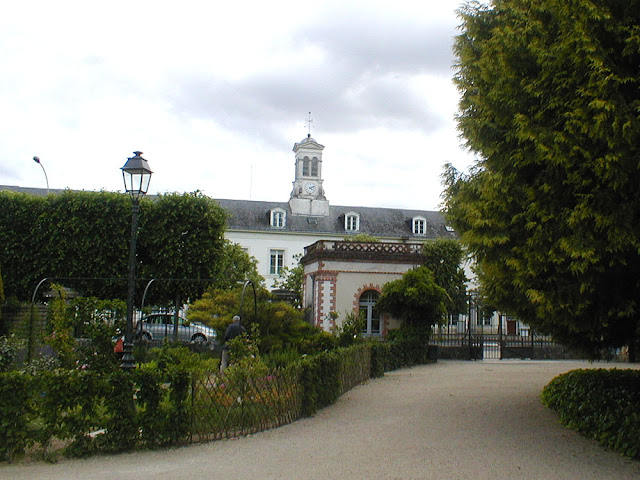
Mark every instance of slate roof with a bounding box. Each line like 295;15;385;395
0;185;455;240
215;198;454;240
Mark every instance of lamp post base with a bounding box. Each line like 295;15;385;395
120;342;136;370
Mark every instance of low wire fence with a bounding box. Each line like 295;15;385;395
0;344;379;461
190;366;302;442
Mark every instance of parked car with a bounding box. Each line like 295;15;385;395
135;314;217;347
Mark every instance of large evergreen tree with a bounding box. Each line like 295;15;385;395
444;0;640;358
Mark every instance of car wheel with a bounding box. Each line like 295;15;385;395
138;332;152;343
192;334;207;344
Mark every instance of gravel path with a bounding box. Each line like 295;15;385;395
3;360;640;479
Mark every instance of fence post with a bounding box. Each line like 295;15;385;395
531;329;535;356
27;305;36;363
467;296;472;360
498;313;503;360
190;376;196;442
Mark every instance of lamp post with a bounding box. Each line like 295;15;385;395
120;151;153;369
32;156;49;194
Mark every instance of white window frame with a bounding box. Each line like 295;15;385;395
345;212;360;232
412;216;426;235
270;208;286;228
269;249;285;275
359;290;381;336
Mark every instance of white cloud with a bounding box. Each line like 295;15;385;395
0;0;473;210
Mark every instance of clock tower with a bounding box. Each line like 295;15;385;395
289;134;329;216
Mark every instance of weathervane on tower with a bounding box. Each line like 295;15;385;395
290;116;328;216
305;111;313;137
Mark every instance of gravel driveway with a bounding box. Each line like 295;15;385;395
3;360;639;479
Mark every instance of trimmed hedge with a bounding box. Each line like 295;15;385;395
0;340;434;461
298;343;374;416
0;372;33;462
370;335;434;377
541;369;640;459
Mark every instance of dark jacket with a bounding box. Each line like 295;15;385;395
223;321;246;350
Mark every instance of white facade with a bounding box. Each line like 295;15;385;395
301;240;425;335
218;134;457;290
224;229;346;289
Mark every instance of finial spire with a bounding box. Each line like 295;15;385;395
305;111;313;137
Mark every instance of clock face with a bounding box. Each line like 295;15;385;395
304;182;317;194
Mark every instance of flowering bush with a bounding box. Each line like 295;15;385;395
0;334;24;372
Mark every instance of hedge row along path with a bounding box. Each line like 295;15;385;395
3;360;640;479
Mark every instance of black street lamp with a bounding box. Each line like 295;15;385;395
120;151;153;369
33;156;49;194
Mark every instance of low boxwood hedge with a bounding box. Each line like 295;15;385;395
0;339;435;462
541;368;640;459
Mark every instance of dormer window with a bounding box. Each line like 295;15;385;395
345;212;360;232
412;216;426;235
271;209;286;228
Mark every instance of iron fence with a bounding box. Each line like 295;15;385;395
429;332;578;360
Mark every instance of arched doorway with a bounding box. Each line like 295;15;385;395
359;290;381;336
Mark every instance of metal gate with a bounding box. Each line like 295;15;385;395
430;332;566;360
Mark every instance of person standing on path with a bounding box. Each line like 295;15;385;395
219;315;246;373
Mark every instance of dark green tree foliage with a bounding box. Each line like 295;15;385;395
0;262;4;304
422;239;468;315
137;192;227;305
0;191;48;298
0;191;227;306
39;191;131;299
215;241;263;290
272;254;303;307
445;0;640;357
376;266;447;328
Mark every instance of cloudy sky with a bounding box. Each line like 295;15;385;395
1;0;474;211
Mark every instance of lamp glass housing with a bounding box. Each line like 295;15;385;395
121;151;152;200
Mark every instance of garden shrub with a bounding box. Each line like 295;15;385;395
99;370;138;453
0;372;33;462
297;344;373;416
0;334;24;372
34;369;106;458
385;325;432;369
69;297;126;373
262;348;301;369
370;341;392;378
165;364;193;444
299;349;342;416
541;369;640;459
130;365;193;447
334;311;364;348
44;285;77;369
19;355;61;375
0;323;438;462
134;368;165;447
338;343;371;393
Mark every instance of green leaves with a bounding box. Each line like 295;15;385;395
377;266;448;327
446;0;640;357
0;190;228;306
542;368;640;459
